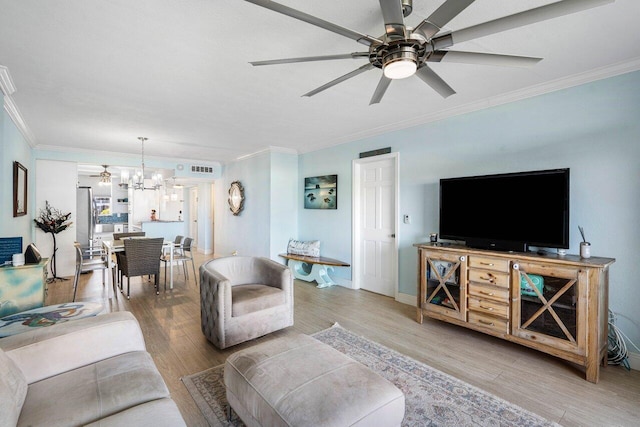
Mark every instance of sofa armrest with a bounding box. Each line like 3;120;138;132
0;311;146;384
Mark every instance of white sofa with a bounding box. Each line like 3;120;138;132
0;311;186;427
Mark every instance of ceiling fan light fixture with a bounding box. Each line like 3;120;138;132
382;47;418;79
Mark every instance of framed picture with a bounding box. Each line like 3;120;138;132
13;161;27;217
304;175;337;209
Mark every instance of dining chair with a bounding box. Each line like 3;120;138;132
119;237;164;299
72;242;110;302
161;237;197;287
112;232;146;287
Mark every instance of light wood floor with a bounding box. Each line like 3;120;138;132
48;252;640;427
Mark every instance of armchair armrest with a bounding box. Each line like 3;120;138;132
0;311;146;384
256;258;293;292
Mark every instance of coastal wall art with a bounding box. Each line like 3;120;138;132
304;175;337;210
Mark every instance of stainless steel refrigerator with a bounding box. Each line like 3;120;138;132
76;186;95;248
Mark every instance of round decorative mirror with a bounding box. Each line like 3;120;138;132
228;181;245;215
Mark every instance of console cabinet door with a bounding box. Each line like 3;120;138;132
511;261;586;355
420;250;467;321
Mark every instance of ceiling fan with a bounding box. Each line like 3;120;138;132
246;0;614;104
90;165;112;184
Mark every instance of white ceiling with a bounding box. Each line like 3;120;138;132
1;0;639;164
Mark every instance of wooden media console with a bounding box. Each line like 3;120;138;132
414;242;615;383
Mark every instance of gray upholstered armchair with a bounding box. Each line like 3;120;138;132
200;256;293;349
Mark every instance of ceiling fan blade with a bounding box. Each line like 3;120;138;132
245;0;382;46
416;66;456;98
303;63;375;97
379;0;406;39
414;0;475;39
250;52;369;66
434;0;614;48
428;50;542;68
370;75;392;105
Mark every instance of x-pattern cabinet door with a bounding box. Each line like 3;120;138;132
420;250;467;321
511;261;587;355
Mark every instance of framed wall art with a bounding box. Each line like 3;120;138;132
304;175;337;210
13;161;27;217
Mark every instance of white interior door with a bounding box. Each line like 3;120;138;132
353;154;398;297
189;187;198;248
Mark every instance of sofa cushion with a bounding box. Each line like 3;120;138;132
84;398;186;427
17;351;169;427
0;347;27;427
231;285;286;317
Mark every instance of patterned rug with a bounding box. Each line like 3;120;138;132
182;324;559;427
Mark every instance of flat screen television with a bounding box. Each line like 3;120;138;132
439;168;570;252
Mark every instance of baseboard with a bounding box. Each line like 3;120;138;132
334;277;353;289
396;292;416;306
627;351;640;371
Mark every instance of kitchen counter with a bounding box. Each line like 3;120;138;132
140;220;185;241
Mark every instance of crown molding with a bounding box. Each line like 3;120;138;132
34;144;222;166
302;57;640;154
1;65;36;147
235;145;298;161
0;65;16;95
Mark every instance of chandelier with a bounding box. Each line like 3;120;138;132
132;137;163;191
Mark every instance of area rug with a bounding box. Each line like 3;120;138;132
182;324;559;427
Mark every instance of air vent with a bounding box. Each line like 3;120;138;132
190;165;215;174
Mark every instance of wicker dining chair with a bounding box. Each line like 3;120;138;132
112;232;146;288
119;237;164;299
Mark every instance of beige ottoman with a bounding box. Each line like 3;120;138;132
224;333;405;427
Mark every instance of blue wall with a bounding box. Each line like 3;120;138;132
214;150;299;261
215;151;272;258
298;71;640;345
1;100;33;245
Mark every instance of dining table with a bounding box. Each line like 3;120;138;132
102;238;177;299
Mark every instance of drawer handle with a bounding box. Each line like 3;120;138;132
480;262;494;266
479;291;495;296
479;275;495;283
478;319;495;326
479;305;493;311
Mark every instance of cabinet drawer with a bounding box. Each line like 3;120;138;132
468;311;509;334
469;256;510;272
468;269;509;288
468;296;509;318
468;283;509;302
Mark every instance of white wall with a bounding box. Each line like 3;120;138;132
197;182;213;255
34;159;77;278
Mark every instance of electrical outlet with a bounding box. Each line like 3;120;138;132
403;214;411;224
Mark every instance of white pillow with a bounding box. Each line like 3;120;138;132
287;239;320;258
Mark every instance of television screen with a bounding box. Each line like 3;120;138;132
439;168;569;252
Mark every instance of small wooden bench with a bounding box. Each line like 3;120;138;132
279;253;350;288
